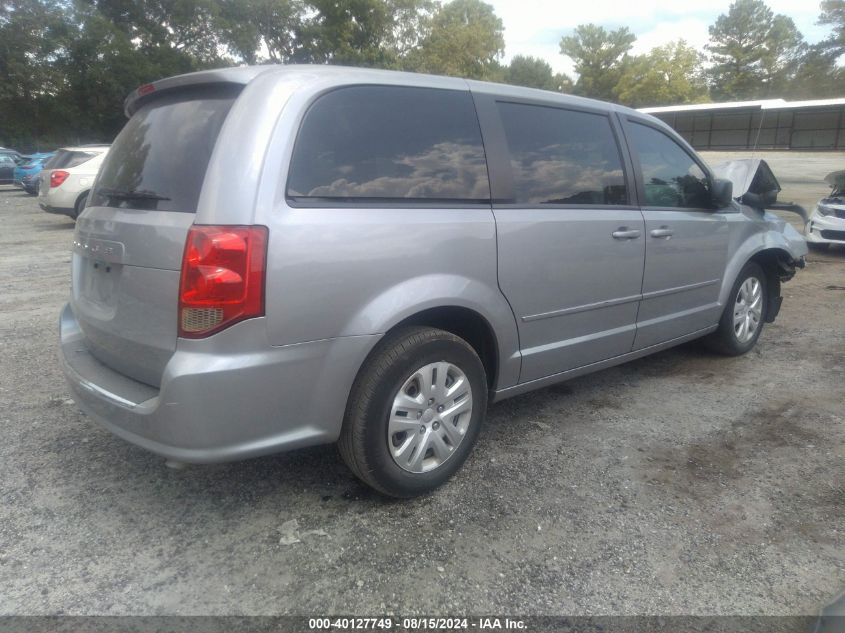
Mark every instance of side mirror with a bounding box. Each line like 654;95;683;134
740;189;778;210
711;178;733;209
711;158;782;211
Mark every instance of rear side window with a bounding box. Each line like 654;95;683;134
287;86;489;203
91;84;240;212
627;122;711;209
45;151;97;169
497;102;628;205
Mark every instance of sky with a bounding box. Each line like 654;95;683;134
489;0;832;77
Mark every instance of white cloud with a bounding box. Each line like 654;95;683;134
630;19;712;56
489;0;830;78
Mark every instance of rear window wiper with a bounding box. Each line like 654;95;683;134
98;187;170;201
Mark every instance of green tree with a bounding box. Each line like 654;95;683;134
218;0;305;63
787;43;843;98
291;0;435;67
819;0;845;58
409;0;504;79
615;41;709;107
706;0;804;100
0;0;73;149
87;0;229;66
294;0;394;65
559;24;635;100
59;5;164;142
504;54;572;91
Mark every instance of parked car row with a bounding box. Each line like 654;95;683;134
1;146;110;217
1;147;55;186
37;145;110;219
14;152;55;194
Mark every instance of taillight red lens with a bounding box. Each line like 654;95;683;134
50;170;69;188
178;225;268;338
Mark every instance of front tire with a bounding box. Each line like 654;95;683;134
705;262;767;356
339;326;487;498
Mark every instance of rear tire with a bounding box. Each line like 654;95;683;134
339;326;487;498
705;262;767;356
73;191;89;220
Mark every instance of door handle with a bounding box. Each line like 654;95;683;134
650;227;674;239
611;228;641;240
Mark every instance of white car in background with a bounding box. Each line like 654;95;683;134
805;170;845;251
39;145;110;220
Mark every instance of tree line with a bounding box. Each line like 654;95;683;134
1;0;844;151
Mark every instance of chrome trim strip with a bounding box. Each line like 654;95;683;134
522;294;642;322
641;278;720;300
521;279;720;323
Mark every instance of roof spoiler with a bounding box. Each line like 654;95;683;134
123;66;272;118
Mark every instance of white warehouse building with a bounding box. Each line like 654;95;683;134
640;98;845;151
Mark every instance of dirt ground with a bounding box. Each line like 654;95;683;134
0;152;843;617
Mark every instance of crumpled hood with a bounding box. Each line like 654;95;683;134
711;158;781;201
824;169;845;197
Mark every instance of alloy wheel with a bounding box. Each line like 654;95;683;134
733;276;763;343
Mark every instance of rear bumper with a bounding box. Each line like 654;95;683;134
40;202;75;217
60;303;379;463
40;183;83;215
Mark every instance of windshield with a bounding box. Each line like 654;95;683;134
90;84;241;212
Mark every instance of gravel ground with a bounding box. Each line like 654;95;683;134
0;155;843;617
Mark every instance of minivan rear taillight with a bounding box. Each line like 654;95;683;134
178;225;268;338
50;170;69;188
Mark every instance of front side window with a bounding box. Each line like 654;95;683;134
287;86;489;202
497;102;628;205
628;122;711;209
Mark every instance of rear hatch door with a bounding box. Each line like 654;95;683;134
71;84;241;387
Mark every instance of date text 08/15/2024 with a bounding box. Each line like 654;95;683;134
307;617;527;630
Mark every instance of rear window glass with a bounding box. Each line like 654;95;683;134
287;86;490;203
497;102;628;205
91;84;240;212
49;150;98;169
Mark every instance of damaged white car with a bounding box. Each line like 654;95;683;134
805;170;845;251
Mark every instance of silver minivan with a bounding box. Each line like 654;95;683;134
60;65;807;497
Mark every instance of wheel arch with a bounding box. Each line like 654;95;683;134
74;189;91;217
339;273;521;391
723;245;799;323
390;306;500;391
